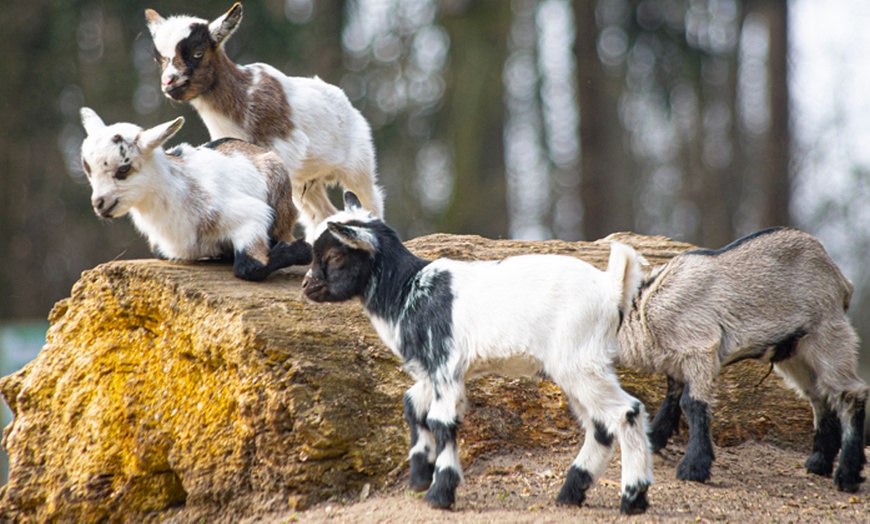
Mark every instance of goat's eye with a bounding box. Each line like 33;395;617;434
115;164;132;180
193;51;204;59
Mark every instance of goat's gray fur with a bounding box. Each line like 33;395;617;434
618;227;867;492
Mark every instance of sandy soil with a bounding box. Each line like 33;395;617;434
254;440;869;523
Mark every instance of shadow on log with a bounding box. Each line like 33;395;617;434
0;233;813;522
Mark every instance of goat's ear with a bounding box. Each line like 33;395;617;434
138;117;184;155
343;191;363;211
80;107;106;136
209;3;243;47
327;221;377;253
144;8;165;32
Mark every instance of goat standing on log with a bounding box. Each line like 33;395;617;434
145;3;383;243
618;227;868;492
79;107;311;281
302;192;654;514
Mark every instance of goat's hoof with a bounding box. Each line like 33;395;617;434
619;483;650;515
556;465;592;507
423;485;455;509
805;452;835;477
676;459;711;482
423;468;459;509
834;467;865;493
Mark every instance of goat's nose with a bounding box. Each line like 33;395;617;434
302;270;313;289
92;197;105;212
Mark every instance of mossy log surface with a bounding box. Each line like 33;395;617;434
0;233;812;522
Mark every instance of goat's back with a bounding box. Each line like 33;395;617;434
636;227;853;360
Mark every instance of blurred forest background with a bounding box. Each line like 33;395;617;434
0;0;869;378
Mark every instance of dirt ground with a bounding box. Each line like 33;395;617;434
253;440;869;523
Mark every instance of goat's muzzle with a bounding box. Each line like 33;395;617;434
301;270;326;301
93;196;119;219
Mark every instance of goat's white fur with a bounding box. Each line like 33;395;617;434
80;107;284;263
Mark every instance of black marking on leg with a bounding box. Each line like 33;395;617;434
834;398;867;493
677;388;714;482
619;481;650;515
556;465;593;507
424;467;460;509
649;376;684;453
593;419;614;447
233;239;312;281
403;393;422;448
428;419;458;456
805;407;841;477
626;401;642;427
268;238;312;268
409;452;435;492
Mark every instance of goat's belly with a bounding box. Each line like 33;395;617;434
466;354;543;379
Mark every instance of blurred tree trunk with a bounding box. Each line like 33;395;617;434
438;1;511;238
761;0;792;227
574;0;633;241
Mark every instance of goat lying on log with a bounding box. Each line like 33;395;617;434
302;192;654;514
145;2;383;243
79;107;311;281
618;227;868;492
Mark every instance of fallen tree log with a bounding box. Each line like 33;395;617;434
0;233;813;522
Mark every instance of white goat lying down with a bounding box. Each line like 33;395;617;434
145;2;383;243
302;192;654;514
79;107;312;281
618;227;868;492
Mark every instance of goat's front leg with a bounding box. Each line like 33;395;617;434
676;383;714;482
403;382;436;492
233;238;312;281
423;381;464;509
649;375;684;453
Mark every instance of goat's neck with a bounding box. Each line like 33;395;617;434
364;243;430;322
192;51;252;140
134;154;193;220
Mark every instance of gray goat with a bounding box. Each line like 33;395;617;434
618;227;867;492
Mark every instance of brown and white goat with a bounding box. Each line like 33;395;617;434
618;227;867;492
145;2;383;242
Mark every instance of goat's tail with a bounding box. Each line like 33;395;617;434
605;242;647;321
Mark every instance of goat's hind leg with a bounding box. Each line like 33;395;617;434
676;383;715;482
403;382;436;492
649;375;684;453
833;392;867;492
557;375;653;514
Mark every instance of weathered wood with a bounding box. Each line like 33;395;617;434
0;233;812;523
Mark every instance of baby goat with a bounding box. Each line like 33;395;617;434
618;227;868;492
303;192;654;514
79;107;311;281
145;2;383;242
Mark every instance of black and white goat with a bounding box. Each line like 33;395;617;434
145;3;383;243
302;192;654;514
618;227;868;492
79;107;311;281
